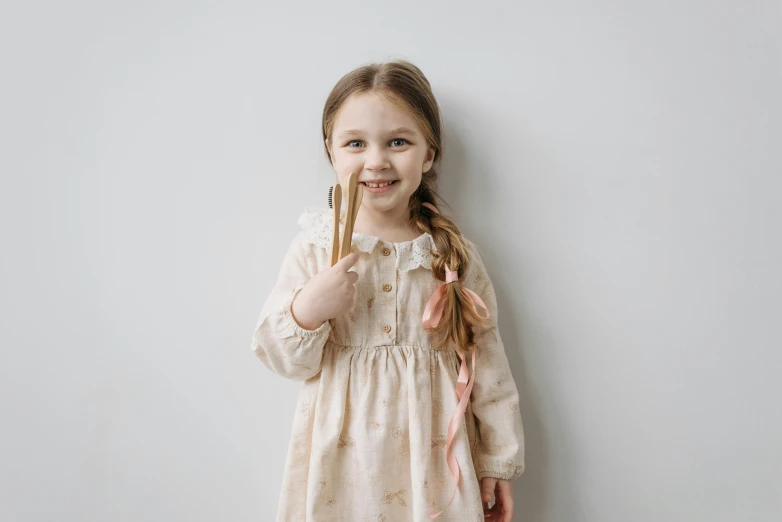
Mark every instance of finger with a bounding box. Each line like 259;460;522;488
498;481;514;522
484;502;502;520
347;270;359;283
481;477;497;504
335;252;359;270
484;482;504;521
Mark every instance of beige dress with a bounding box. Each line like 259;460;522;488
251;206;525;522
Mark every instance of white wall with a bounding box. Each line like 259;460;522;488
1;1;780;521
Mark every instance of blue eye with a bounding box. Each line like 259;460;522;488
345;138;409;148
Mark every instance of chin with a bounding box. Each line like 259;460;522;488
365;199;404;213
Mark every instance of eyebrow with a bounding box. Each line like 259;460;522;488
336;127;418;138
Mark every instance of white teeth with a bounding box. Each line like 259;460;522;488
365;181;394;188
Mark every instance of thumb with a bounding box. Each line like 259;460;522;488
481;477;497;503
334;252;359;270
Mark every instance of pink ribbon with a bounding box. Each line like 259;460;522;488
420;201;490;519
422;275;489;331
428;346;477;519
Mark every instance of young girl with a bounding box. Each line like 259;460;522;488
251;60;525;522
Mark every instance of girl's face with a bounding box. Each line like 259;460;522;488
328;92;435;217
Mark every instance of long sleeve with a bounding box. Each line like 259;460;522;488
250;230;331;381
465;239;526;481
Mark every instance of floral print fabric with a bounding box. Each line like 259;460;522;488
251;207;525;521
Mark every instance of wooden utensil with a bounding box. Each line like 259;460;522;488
329;172;363;265
350;178;363;232
330;184;342;266
339;172;358;260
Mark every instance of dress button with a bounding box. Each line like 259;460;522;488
382;325;392;333
383;283;392;292
382;247;391;256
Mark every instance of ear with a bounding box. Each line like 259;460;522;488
423;146;436;173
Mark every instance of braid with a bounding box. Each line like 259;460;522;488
408;171;492;355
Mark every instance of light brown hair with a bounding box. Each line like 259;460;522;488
321;60;490;355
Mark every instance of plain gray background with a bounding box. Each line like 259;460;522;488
1;1;780;521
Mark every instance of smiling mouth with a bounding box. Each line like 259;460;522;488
360;180;398;188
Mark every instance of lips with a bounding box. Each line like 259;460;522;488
360;180;398;194
360;180;398;188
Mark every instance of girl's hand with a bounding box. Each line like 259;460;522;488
291;253;360;329
481;477;514;521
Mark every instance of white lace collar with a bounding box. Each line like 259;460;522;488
297;206;436;272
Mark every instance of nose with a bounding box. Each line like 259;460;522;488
364;146;390;171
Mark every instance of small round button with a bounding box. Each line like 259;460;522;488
383;283;392;292
382;325;392;333
382;248;391;256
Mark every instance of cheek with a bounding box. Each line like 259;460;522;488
334;149;358;162
331;152;360;174
395;153;426;177
332;154;364;187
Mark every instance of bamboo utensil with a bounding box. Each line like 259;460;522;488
328;172;363;266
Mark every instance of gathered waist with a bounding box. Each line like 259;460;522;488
323;339;454;353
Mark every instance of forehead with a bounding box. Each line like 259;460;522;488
332;92;422;135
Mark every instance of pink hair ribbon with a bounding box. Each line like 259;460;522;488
421;202;491;519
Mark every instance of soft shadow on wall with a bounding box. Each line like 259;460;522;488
436;90;563;522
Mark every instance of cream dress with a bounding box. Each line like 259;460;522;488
251;207;525;522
